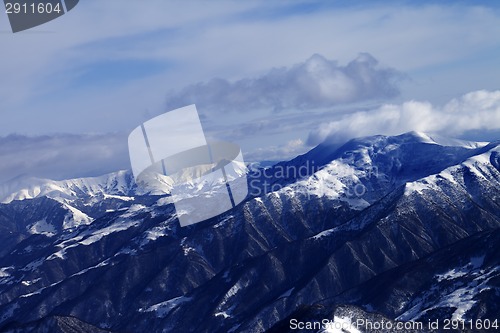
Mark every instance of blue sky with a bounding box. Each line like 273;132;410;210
0;0;500;182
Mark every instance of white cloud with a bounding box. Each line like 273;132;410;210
307;90;500;145
165;53;403;112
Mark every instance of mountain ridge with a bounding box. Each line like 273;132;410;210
0;131;498;332
0;131;493;205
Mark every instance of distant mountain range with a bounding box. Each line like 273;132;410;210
0;131;498;332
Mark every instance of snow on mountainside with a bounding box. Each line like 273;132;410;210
0;159;249;205
259;131;495;212
0;170;136;204
391;131;488;149
404;143;500;197
0;132;498;333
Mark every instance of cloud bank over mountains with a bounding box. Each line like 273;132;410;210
165;53;403;112
308;90;500;145
0;134;129;184
2;89;499;184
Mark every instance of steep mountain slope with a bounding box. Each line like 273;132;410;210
0;132;498;333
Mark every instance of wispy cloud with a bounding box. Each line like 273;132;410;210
246;139;307;162
307;90;500;145
165;53;403;112
0;133;129;183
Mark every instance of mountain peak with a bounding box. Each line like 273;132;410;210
396;131;435;143
393;131;489;148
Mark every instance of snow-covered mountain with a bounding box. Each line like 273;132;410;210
0;170;158;204
0;131;498;333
